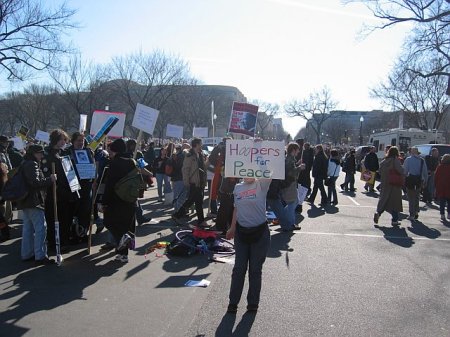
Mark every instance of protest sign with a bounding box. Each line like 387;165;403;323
193;127;208;138
228;102;259;137
17;125;29;140
132;103;159;135
87;116;119;151
76;163;96;180
90;111;125;138
11;137;25;150
61;156;81;192
79;114;88;133
166;124;183;138
224;139;285;179
35;130;50;144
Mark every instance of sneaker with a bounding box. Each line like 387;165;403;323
117;234;132;251
391;221;400;227
373;213;379;224
227;304;238;314
441;214;446;221
114;254;128;263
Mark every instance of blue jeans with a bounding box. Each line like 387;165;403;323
229;225;270;306
267;198;290;230
21;208;47;260
156;173;172;199
172;180;187;212
284;201;297;228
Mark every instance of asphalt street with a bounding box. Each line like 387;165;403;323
1;173;449;337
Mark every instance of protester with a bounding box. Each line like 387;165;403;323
7;140;24;168
170;144;187;212
403;147;428;221
363;146;379;192
0;135;12;241
341;148;356;192
423;148;439;204
0;162;9;242
281;142;303;230
18;145;57;264
297;142;314;197
68;132;94;242
102;139;137;263
42;129;73;252
152;146;172;202
434;154;450;221
327;149;341;205
144;141;156;171
172;138;207;226
373;146;404;226
307;144;328;206
226;176;271;313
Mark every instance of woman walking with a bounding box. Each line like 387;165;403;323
153;146;172;202
373;146;404;226
327;149;341;205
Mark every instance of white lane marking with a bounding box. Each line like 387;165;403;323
337;186;361;206
337;204;376;208
296;231;450;242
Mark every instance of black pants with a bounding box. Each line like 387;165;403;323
215;192;234;232
298;170;311;195
177;184;205;223
309;178;327;204
45;196;73;248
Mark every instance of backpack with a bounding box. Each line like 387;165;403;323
114;167;145;203
1;167;28;202
166;236;197;256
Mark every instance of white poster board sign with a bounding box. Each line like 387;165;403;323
11;137;25;151
35;130;50;144
79;114;88;133
132;103;159;135
166;124;183;138
224;140;285;179
61;156;81;192
193;127;208;138
90;111;125;138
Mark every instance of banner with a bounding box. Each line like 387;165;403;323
166;124;183;138
79;114;88;133
11;136;25;150
61;155;81;192
90;111;125;138
193;127;208;138
228;102;259;137
87;116;119;151
35;130;50;144
132;103;159;135
224;139;285;179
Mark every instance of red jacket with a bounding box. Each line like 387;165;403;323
434;163;450;199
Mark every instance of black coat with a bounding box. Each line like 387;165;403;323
343;153;357;174
364;152;379;171
312;151;328;179
17;157;53;210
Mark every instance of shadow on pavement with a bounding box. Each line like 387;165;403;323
215;311;256;337
267;232;294;263
373;225;415;248
0;249;121;337
306;205;325;218
407;221;441;239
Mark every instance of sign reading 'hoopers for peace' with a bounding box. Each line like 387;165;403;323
224;139;285;179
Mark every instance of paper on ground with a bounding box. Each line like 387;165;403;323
185;279;211;287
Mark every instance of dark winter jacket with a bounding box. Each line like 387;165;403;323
170;150;185;182
17;156;53;210
102;156;136;206
312;151;328;179
425;155;439;173
343;153;357;174
363;152;379;171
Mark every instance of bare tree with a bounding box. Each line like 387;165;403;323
0;0;77;80
285;87;338;144
104;50;193;137
251;100;279;139
344;0;450;78
371;57;450;129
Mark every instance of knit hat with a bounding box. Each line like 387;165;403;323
109;138;126;153
27;144;45;155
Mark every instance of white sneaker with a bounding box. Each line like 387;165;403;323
114;254;128;263
117;234;132;251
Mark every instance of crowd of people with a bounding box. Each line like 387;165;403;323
1;130;449;313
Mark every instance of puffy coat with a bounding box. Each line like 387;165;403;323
435;162;450;199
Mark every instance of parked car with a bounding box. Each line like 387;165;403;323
415;144;450;159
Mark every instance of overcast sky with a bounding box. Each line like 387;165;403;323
5;0;412;137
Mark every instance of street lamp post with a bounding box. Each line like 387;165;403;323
359;116;364;146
